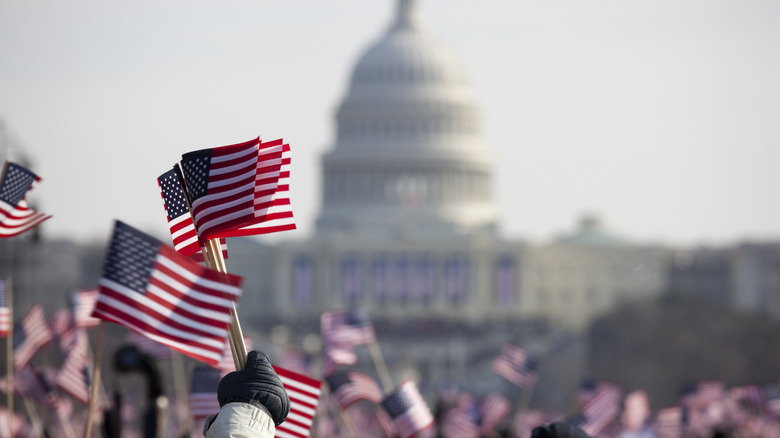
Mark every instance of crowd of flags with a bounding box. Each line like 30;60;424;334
2;148;780;438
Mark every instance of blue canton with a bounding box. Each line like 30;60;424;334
159;168;189;220
102;221;159;294
0;162;37;207
180;149;212;202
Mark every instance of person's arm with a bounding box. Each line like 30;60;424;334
203;351;290;438
204;402;275;438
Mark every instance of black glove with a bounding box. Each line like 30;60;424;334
217;350;290;426
531;422;594;438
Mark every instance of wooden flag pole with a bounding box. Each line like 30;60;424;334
84;323;106;438
6;277;14;438
203;238;247;370
172;164;247;371
367;341;394;394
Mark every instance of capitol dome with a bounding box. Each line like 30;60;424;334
317;0;498;240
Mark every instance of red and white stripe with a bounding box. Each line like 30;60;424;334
94;243;242;367
273;365;322;438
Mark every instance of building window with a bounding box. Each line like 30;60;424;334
444;255;469;305
494;256;518;307
373;256;390;303
292;256;314;308
341;256;362;304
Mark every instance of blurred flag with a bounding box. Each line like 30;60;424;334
0;161;51;238
761;381;780;417
50;308;71;338
157;167;228;262
91;220;242;367
126;330;173;360
320;309;375;348
0;279;9;337
573;380;622;437
730;384;764;413
13;304;53;369
322;343;358;376
326;371;383;409
57;332;91;404
381;380;434;438
71;289;101;329
440;394;480;438
479;392;511;436
491;343;537;388
273;365;322;438
189;365;221;420
653;406;683;438
180;137;295;242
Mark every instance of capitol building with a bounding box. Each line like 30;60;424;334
230;0;669;331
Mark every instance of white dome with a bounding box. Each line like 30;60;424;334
317;0;498;240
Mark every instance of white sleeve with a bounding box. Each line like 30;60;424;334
204;402;276;438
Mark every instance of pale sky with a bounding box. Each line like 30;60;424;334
1;0;779;248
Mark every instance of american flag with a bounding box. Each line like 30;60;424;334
189;365;221;419
479;392;512;435
180;137;295;242
125;330;173;359
91;220;242;367
653;406;683;438
273;365;322;438
381;380;434;438
13;304;53;369
574;380;622;437
491;343;537;388
320;309;375;348
57;331;91;404
322;343;358;376
326;371;383;409
70;289;101;329
157;167;228;262
731;384;764;413
0;279;9;337
440;395;480;438
0;161;51;238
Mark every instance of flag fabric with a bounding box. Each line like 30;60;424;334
71;289;101;329
574;380;622;437
157;168;228;262
322;343;358;376
179;137;295;242
0;161;51;238
125;330;173;360
326;371;383;409
13;304;53;369
189;365;221;419
491;343;537;388
440;395;480;438
381;380;435;438
320;309;375;348
57;331;91;404
479;392;512;435
91;220;243;367
50;308;71;338
762;381;780;417
273;365;322;438
0;279;9;337
653;406;683;438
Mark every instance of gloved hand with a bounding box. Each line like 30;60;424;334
217;350;290;426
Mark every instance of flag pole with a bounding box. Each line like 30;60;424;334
5;277;14;438
85;322;106;438
367;341;394;394
203;238;247;370
172;164;247;371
